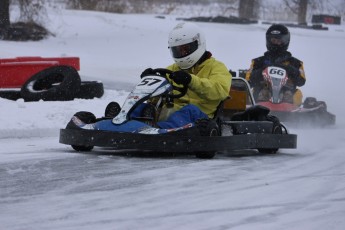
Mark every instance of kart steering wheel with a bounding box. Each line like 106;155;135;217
150;68;188;99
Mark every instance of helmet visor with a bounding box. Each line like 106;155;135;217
268;34;289;46
170;40;198;58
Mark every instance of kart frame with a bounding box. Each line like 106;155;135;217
60;128;297;152
59;77;297;154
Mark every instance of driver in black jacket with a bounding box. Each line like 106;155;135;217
245;24;306;106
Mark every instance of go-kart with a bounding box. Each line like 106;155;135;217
59;69;297;158
241;66;336;127
0;56;104;101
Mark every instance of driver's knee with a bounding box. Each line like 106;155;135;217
293;89;303;106
257;87;271;102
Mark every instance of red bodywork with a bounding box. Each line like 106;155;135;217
258;101;299;112
0;57;80;88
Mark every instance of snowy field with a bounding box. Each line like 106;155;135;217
1;9;345;230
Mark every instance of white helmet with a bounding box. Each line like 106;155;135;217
168;22;206;70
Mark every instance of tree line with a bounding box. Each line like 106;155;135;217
1;0;344;41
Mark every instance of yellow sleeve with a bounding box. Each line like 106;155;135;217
189;61;231;101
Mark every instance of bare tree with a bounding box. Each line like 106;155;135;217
284;0;308;24
1;0;49;41
238;0;259;19
0;0;10;28
308;0;345;17
298;0;308;24
18;0;48;24
68;0;98;11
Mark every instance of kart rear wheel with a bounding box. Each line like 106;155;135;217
258;115;282;154
195;119;219;159
72;145;94;152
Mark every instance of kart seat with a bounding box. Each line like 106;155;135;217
231;105;270;121
218;89;247;120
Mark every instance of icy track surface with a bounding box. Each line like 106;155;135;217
1;128;345;230
1;8;345;230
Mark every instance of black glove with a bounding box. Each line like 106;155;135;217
170;70;191;85
249;68;266;87
284;65;299;79
274;64;305;87
140;68;155;78
282;65;306;86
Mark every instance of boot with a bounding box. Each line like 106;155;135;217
140;103;157;126
281;90;293;104
104;101;121;118
257;88;271;101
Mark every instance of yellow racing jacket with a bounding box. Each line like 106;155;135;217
166;57;232;118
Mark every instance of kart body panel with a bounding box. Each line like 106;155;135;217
60;128;297;152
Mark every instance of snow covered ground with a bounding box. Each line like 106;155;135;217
1;9;345;230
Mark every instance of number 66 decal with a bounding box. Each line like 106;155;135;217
266;66;286;79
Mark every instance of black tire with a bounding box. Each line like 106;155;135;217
303;97;317;108
75;81;104;99
195;119;219;159
258;115;282;154
66;111;97;129
72;145;94;152
20;65;81;102
0;90;21;101
104;101;121;118
74;111;97;123
316;100;327;111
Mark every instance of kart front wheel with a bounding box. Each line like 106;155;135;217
67;111;96;152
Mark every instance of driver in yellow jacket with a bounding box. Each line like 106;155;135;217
165;52;231;118
139;22;232;128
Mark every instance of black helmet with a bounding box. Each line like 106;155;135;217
266;24;290;52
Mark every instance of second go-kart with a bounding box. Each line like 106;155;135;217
255;66;336;127
59;69;297;158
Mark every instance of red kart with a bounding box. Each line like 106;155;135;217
254;66;335;127
0;56;103;101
